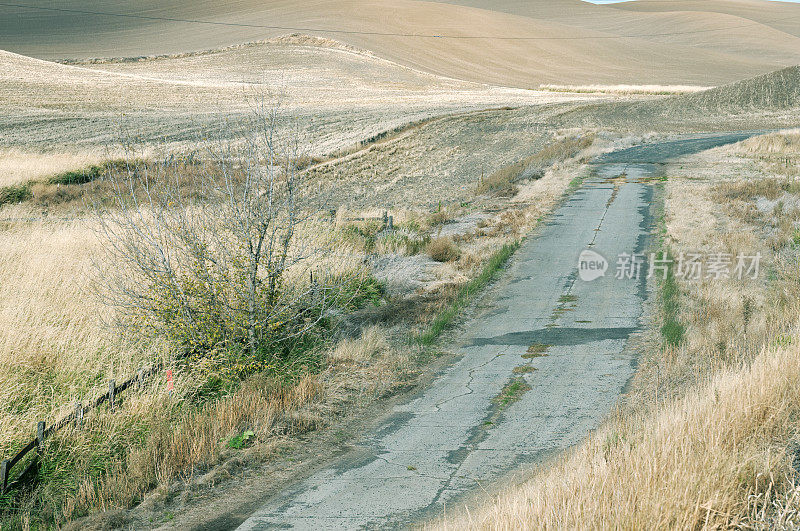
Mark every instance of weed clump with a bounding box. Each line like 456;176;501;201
660;250;685;347
494;378;532;409
523;344;550;359
427;236;461;263
0;182;32;205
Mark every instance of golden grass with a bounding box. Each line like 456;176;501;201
0;148;103;188
0;219;150;455
0;215;406;525
735;129;800;154
328;326;390;363
55;327;406;527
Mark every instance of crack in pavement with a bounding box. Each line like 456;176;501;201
425;346;515;509
430;347;510;412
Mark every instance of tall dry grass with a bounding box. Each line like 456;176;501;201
0;214;403;525
0;219;151;454
736;129;800;154
0;206;399;527
22;325;408;527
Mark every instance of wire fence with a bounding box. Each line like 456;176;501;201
0;362;163;494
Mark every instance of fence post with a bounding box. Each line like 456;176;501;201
37;421;45;452
0;459;8;493
137;368;145;390
109;380;116;411
75;401;83;428
387;215;394;231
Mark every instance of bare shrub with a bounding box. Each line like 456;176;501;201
94;104;370;367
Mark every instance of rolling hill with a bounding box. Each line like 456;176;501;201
569;65;800;131
1;0;799;87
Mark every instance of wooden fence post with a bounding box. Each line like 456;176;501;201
109;380;116;411
37;421;45;452
0;459;8;493
75;401;83;428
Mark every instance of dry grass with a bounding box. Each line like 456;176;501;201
0;213;405;526
0;220;151;454
475;167;521;197
728;130;800;181
0;117;600;526
328;326;391;363
437;340;800;530
26;329;410;528
0;148;103;188
476;134;595;197
736;129;800;154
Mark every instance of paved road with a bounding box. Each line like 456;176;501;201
236;134;754;530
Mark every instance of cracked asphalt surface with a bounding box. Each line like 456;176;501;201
237;134;755;530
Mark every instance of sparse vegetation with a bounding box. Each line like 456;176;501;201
523;343;550;359
493;378;531;409
476;134;595;197
659;250;685;347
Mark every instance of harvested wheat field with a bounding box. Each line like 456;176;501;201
2;1;800;529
